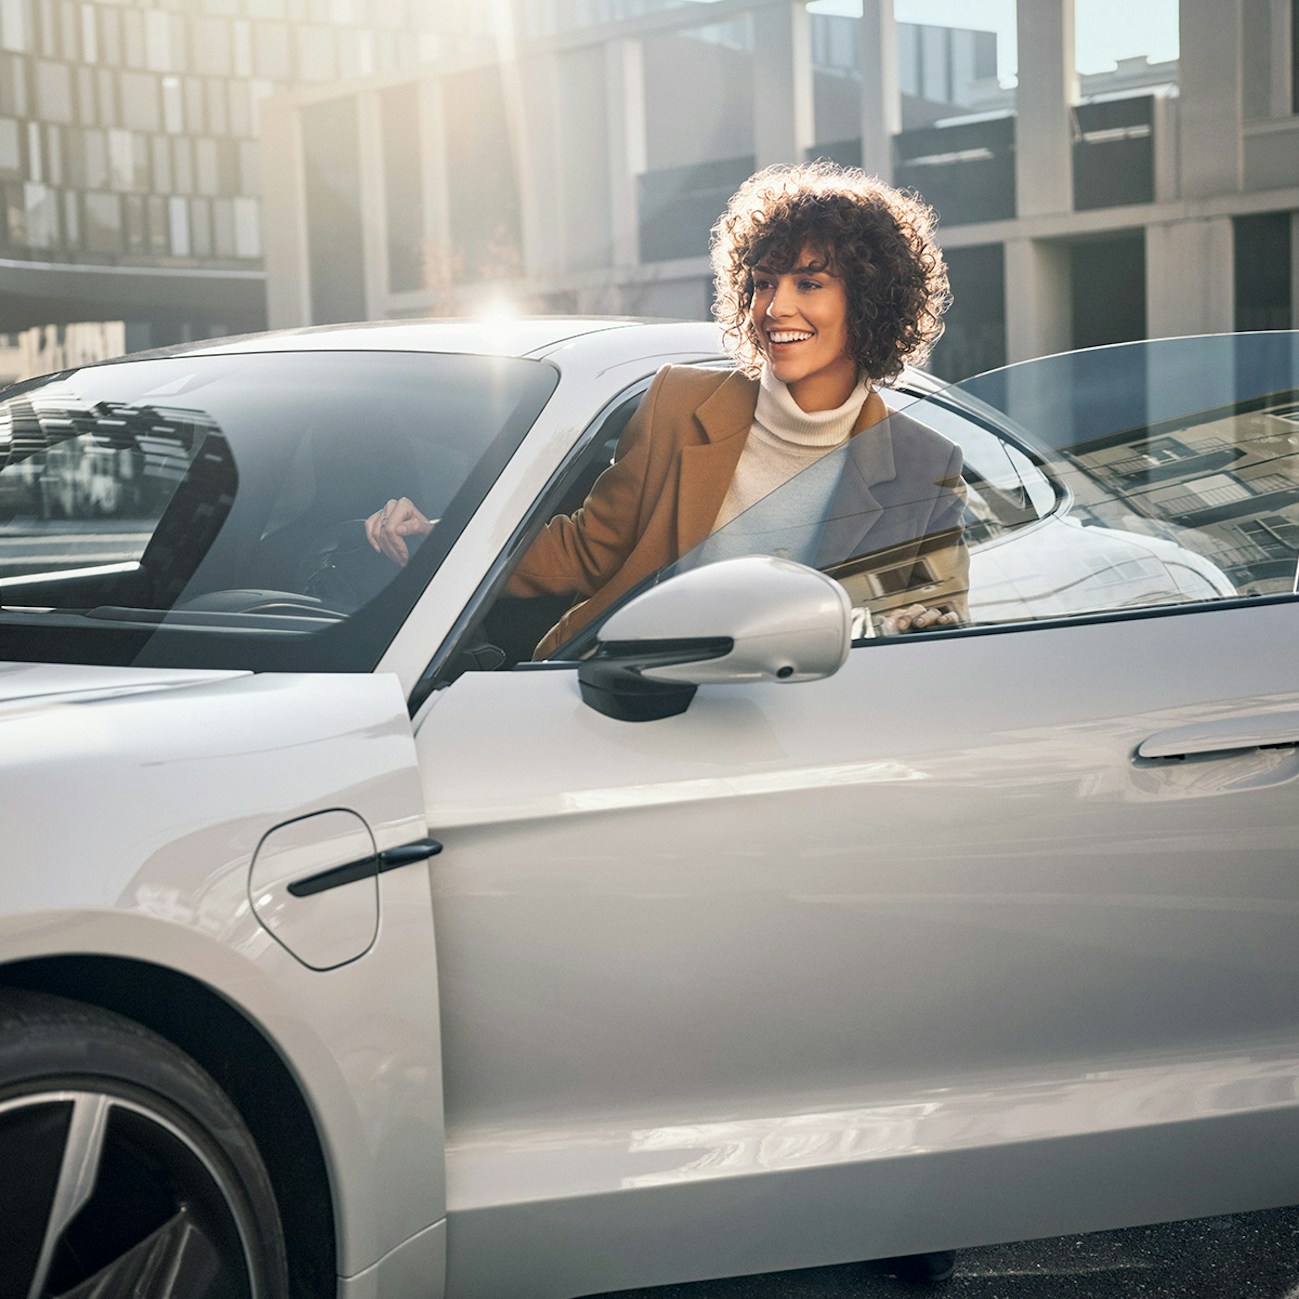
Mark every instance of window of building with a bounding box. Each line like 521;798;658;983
212;195;234;256
161;74;182;133
1;0;30;53
58;0;77;61
184;75;205;134
253;21;290;80
83;190;122;253
173;135;193;192
35;58;73;122
147;192;167;254
122;6;144;68
195;136;218;194
125;191;146;251
190;195;212;256
98;5;120;66
95;66;114;126
206;79;228;135
61;185;76;242
0;117;19;176
0;53;26;114
191;16;232;76
232;18;250;76
75;63;92;123
44;120;60;182
81;126;106;188
151;134;170;191
297;24;336;80
145;9;171;71
1235;212;1293;331
78;1;93;63
120;71;159;132
168;193;189;255
234;194;259;258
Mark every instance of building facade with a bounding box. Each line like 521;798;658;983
0;0;495;374
258;0;1299;382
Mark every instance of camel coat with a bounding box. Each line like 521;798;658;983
509;365;968;659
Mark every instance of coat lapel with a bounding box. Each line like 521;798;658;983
675;371;758;557
814;409;898;567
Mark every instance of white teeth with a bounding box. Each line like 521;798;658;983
769;331;812;344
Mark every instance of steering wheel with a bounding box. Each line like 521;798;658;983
292;519;402;612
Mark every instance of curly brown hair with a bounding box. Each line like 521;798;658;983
710;161;950;384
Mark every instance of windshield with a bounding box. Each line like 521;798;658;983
0;350;557;671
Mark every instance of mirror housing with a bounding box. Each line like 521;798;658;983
578;555;851;722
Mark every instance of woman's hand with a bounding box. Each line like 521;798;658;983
365;497;434;566
875;602;960;635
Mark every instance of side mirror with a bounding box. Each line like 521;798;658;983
578;555;851;722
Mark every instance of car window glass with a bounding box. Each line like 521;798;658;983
0;350;557;671
563;334;1299;653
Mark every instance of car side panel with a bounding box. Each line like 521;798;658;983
0;670;445;1284
417;600;1299;1297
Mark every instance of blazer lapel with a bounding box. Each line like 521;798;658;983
676;371;758;557
814;408;898;566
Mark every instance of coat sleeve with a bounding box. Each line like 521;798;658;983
505;366;668;599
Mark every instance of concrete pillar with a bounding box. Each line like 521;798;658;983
1150;92;1178;203
416;73;454;307
605;36;646;270
356;90;389;319
512;48;565;281
857;0;899;181
258;92;312;329
1269;0;1294;118
1178;0;1244;197
752;0;814;168
1014;0;1077;216
1291;213;1299;328
1145;219;1236;338
1004;237;1072;363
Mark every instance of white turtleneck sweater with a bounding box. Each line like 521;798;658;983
701;367;870;564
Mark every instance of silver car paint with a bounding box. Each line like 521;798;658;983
0;666;443;1278
418;599;1299;1297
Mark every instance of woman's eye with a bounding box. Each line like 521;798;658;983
799;279;821;291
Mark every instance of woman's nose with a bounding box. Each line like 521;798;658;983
766;281;794;317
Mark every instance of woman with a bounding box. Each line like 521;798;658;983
368;161;965;659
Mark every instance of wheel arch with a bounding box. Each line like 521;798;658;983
0;952;337;1299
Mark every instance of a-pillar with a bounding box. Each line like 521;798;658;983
1178;0;1244;198
857;0;899;181
1014;0;1076;216
1004;237;1072;364
1145;219;1236;338
752;0;814;168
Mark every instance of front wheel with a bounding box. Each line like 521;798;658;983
0;990;289;1299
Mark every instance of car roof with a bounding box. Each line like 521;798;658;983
133;316;725;363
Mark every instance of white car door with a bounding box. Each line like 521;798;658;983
413;334;1299;1299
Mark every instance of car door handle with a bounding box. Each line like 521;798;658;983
287;837;443;897
1138;713;1299;760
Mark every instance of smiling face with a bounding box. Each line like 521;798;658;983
749;246;859;412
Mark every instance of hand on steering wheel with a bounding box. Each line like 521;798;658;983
366;498;433;566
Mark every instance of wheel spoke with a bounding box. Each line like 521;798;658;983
26;1095;110;1299
53;1209;222;1299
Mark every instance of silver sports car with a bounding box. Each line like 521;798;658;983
1;320;1296;1298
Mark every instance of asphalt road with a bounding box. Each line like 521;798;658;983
590;1207;1299;1298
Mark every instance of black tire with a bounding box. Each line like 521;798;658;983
0;989;289;1299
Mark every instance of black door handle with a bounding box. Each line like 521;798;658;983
287;837;443;897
